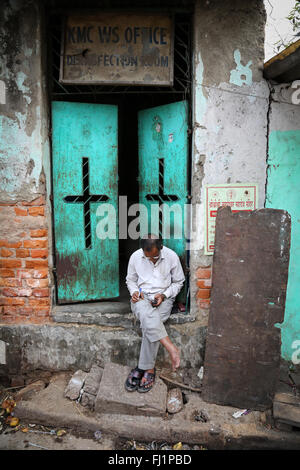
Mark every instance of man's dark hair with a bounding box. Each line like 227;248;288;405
141;234;163;252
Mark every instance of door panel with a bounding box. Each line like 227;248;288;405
266;130;300;360
138;101;189;301
52;101;119;303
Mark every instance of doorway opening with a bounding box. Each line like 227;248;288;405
47;9;193;309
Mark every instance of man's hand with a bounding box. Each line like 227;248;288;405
131;291;144;303
153;293;165;307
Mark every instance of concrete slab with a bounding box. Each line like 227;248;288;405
95;362;168;417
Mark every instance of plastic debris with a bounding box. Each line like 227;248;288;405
9;417;19;427
56;429;67;437
232;409;248;418
24;441;50;450
94;430;102;441
198;367;204;380
29;429;56;435
173;442;183;450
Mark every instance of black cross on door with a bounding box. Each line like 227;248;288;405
64;157;109;249
146;158;179;237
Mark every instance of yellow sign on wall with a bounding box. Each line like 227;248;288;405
204;183;258;255
60;12;174;86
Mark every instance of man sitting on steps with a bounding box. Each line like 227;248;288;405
125;233;185;393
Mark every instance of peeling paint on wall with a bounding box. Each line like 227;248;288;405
0;0;47;203
230;49;253;87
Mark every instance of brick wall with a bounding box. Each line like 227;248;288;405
0;196;51;324
196;265;212;310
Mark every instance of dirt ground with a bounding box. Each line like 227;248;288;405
0;426;116;450
0;422;205;451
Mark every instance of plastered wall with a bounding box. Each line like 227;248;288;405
190;0;269;320
266;83;300;362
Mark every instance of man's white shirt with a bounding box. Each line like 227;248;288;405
126;246;185;300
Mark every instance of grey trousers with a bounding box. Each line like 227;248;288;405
131;294;174;370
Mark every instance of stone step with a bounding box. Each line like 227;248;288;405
95;362;168;417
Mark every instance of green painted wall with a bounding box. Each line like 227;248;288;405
266;129;300;361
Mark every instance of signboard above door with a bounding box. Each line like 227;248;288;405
60;12;174;86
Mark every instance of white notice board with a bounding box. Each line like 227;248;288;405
204;183;258;255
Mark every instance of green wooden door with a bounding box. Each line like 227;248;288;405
52;101;119;303
138;101;189;301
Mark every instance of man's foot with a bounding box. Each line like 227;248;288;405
160;336;181;371
137;368;156;393
169;345;180;371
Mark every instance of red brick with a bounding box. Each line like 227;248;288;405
27;317;50;324
15;248;30;258
31;249;48;259
18;288;32;297
14;207;28;216
0;317;19;324
196;279;212;288
0;269;15;278
32;269;48;279
24;239;47;248
0;297;25;306
26;259;48;269
26;278;48;288
196;288;211;299
28;298;50;306
197;299;210;309
33;307;50;317
0;240;22;248
22;196;46;206
2;306;18;315
30;229;47;238
0;259;22;269
16;269;32;279
28;207;44;217
17;306;33;316
196;267;211;279
2;287;18;297
32;288;49;297
1;248;14;257
0;278;22;287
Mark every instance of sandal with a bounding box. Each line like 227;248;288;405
125;367;144;392
137;369;156;393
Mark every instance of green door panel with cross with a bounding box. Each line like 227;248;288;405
138;101;189;302
52;101;119;303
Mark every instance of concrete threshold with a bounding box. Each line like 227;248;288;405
14;372;300;450
52;302;196;327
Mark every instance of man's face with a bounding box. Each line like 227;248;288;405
143;246;160;262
